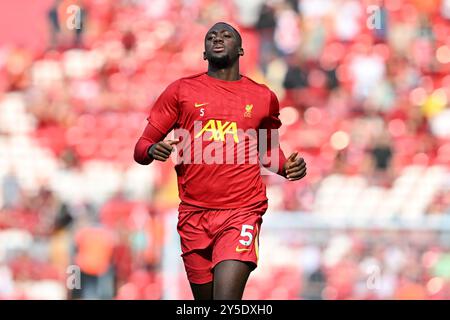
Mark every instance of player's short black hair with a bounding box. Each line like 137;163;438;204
210;22;242;47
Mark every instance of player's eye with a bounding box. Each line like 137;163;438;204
224;34;232;38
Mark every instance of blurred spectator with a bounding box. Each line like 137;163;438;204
72;214;116;299
0;264;14;298
367;131;394;185
48;0;86;49
349;42;386;101
274;1;301;55
283;55;308;90
233;0;265;28
255;2;277;72
1;170;21;209
333;0;363;42
303;267;326;299
49;203;73;279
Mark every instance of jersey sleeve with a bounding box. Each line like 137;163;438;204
134;80;180;165
259;90;287;176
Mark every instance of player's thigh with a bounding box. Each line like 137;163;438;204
212;213;263;271
178;210;215;285
213;259;253;300
181;247;214;285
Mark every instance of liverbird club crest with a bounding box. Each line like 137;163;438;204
244;104;253;118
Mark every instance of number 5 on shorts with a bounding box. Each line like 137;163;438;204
239;225;254;246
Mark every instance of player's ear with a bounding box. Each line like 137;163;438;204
238;47;244;56
203;51;207;60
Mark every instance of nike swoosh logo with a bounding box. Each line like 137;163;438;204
235;246;251;253
194;103;208;108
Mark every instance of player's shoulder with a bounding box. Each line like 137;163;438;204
176;72;206;84
241;75;267;88
164;72;205;89
241;75;276;100
180;72;206;80
242;75;274;93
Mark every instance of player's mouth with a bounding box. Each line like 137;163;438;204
212;45;225;53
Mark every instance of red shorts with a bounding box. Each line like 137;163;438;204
177;200;268;284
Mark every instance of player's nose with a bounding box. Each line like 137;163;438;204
213;36;224;44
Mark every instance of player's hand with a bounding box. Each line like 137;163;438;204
148;139;180;162
283;151;307;181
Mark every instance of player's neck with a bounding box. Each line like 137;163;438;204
207;63;241;81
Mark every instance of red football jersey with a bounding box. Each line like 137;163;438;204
134;72;287;209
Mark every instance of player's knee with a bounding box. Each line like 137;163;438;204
190;282;213;300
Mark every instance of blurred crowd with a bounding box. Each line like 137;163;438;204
310;231;450;300
0;0;450;299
